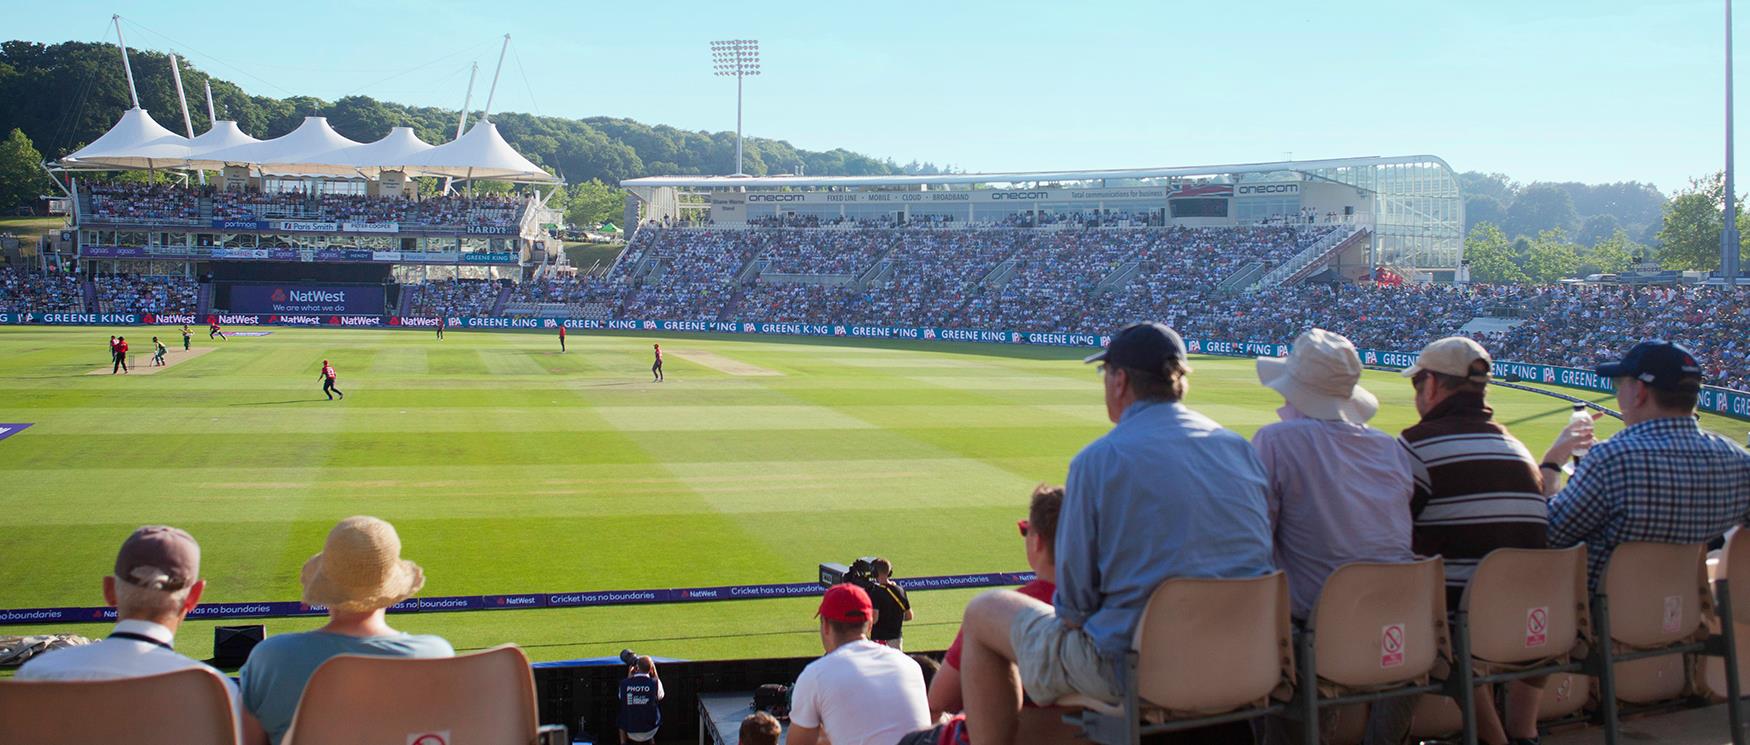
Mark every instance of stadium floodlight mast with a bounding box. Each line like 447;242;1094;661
711;39;761;176
1727;0;1743;286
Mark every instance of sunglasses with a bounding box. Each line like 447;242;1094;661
1017;519;1031;537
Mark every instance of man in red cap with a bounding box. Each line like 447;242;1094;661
788;584;930;745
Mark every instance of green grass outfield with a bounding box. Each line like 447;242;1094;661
1;326;1744;665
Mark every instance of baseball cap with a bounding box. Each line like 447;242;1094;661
114;526;200;591
1596;340;1703;392
1401;337;1492;384
816;583;873;623
1083;322;1187;373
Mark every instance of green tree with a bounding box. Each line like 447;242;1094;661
0;127;49;210
1523;228;1581;282
1503;184;1579;239
1581;229;1644;275
1655;172;1750;271
1464;222;1529;283
563;179;625;227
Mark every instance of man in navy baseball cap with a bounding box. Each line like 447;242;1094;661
1082;321;1186;372
1594;339;1704;393
1543;339;1750;591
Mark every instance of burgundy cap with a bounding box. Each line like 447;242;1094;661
816;584;873;623
114;526;200;591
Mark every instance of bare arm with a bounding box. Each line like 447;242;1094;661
789;725;822;745
927;663;964;719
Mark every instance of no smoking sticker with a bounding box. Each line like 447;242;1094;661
1525;606;1549;648
1380;623;1405;668
407;732;450;745
1662;595;1683;634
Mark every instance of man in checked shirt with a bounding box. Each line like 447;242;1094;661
1543;340;1750;590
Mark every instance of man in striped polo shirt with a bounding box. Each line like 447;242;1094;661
1398;336;1548;745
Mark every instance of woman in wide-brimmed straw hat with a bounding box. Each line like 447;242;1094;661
238;517;455;745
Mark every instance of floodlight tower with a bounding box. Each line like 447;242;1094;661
1726;0;1742;286
711;39;760;176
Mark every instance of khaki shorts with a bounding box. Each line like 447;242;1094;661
1010;603;1123;706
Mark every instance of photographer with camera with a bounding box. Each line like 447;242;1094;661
616;650;664;745
866;558;912;649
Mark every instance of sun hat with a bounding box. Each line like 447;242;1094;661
1595;340;1704;392
816;584;873;623
300;516;425;612
1256;328;1378;424
1402;336;1492;384
115;525;200;591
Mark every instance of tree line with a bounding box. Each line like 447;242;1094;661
1463;172;1750;282
0;40;955;224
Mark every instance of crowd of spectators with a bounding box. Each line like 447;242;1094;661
84;183;201;225
84;182;525;230
406;279;504;317
0;267;84;312
94;274;198;314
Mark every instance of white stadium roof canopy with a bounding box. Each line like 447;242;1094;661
619;155;1453;189
59;110;557;183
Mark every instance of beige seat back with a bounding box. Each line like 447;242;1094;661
282;645;537;745
1537;672;1590;721
1613;654;1688;705
1462;546;1588;665
1603;542;1709;648
0;666;237;745
1722;528;1750;624
1408;694;1462;739
1133;571;1291;715
1308;558;1447;689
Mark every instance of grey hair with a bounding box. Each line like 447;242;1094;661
113;578;191;620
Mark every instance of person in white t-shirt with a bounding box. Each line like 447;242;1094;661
789;584;931;745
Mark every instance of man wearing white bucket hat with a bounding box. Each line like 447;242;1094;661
1251;328;1416;745
239;516;453;745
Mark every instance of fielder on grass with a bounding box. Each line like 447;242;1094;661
319;359;344;400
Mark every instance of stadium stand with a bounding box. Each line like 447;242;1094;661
0;268;86;313
407;279;506;317
92;275;198;314
81;183;526;231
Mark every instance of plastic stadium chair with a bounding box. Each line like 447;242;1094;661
1291;558;1449;745
1587;541;1735;745
1053;572;1294;745
281;644;566;745
0;666;238;745
1704;528;1750;743
1448;546;1593;744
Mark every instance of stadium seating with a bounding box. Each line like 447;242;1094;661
1053;572;1293;745
94;274;198;314
0;667;237;745
0;268;84;313
1592;542;1714;743
81;182;525;231
282;645;562;745
1291;558;1448;745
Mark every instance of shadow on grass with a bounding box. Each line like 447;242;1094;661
469;620;960;653
228;399;320;406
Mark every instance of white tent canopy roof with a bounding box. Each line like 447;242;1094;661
325;126;436;173
401;121;557;182
57;112;557;183
61;108;191;170
197;116;364;176
183;120;262;170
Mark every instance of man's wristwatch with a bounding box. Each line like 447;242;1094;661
1540;462;1563;472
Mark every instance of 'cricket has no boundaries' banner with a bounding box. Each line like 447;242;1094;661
2;311;1746;420
0;572;1034;626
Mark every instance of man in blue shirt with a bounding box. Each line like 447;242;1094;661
618;655;664;744
1545;340;1750;589
956;322;1275;745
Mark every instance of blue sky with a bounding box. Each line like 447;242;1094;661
7;0;1743;192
